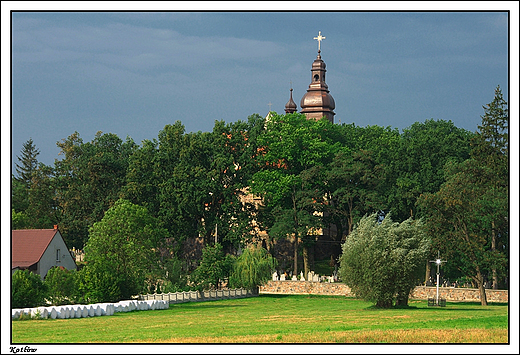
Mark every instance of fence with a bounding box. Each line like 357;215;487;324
138;288;258;304
260;281;508;303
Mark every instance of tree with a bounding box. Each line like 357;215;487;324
12;138;40;213
14;138;40;186
418;86;508;303
123;115;265;267
229;244;277;290
55;131;137;248
251;113;340;276
25;163;59;229
81;199;166;303
339;213;430;308
191;243;234;291
12;209;30;230
325;148;385;238
12;270;48;309
389;119;475;222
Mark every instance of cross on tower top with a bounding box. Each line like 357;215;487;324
314;31;326;52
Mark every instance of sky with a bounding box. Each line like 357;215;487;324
5;6;514;171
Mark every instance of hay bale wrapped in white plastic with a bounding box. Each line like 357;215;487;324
46;307;58;319
55;306;65;319
12;309;21;319
107;303;115;316
70;305;81;318
31;307;48;319
64;306;72;319
145;300;156;310
119;300;135;312
80;305;89;317
98;303;113;316
94;305;102;316
87;305;95;317
20;308;32;317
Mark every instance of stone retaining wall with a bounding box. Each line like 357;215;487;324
259;281;508;303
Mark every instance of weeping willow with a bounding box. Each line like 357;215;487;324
229;245;277;289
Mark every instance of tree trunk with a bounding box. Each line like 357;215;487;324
293;235;298;276
395;292;409;307
303;245;309;277
491;220;498;289
375;299;393;308
425;261;431;285
475;271;488;306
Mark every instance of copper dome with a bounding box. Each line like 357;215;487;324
300;53;335;123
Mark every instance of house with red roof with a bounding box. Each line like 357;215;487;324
12;225;77;279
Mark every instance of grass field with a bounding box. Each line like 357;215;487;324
11;294;508;343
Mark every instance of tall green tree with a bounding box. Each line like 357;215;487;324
418;86;508;304
12;138;40;212
251;113;340;276
12;138;57;229
389;119;474;222
81;199;166;303
473;86;508;289
339;213;430;308
25;163;59;228
122;115;265;263
325;148;384;238
14;138;40;186
54;131;137;248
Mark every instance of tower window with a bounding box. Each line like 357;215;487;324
314;74;319;81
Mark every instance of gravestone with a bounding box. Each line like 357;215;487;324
272;271;278;281
280;274;286;281
300;271;305;281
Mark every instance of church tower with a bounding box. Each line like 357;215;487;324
284;88;297;114
300;31;335;123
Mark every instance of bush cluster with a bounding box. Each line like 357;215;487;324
12;243;277;308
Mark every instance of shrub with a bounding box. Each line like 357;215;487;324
12;270;48;308
44;266;77;305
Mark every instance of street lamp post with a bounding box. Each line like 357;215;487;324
430;251;446;306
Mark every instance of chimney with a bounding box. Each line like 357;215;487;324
54;225;58;230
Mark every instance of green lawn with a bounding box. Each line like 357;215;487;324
11;294;508;343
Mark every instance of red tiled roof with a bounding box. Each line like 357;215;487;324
12;229;58;269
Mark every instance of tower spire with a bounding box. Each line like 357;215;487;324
285;87;297;114
300;31;335;123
